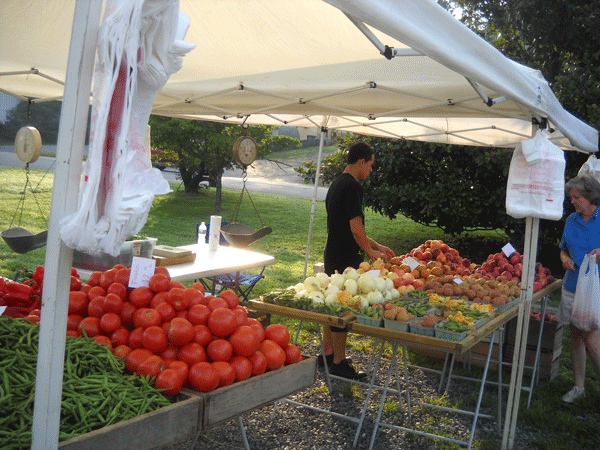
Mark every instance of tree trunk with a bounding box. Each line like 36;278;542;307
213;171;222;213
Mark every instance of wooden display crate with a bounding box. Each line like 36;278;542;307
505;315;563;353
58;392;202;450
188;356;317;430
504;344;562;380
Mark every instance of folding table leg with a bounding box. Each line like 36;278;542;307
238;416;250;450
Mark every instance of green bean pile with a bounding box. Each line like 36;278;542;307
0;316;176;449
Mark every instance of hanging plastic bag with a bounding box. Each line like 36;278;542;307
577;154;600;184
60;0;195;256
571;254;600;331
505;129;565;221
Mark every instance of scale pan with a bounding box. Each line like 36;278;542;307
1;227;48;253
220;223;272;247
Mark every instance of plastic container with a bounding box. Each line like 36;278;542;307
434;322;469;341
197;222;207;245
72;238;158;271
383;318;411;332
356;314;384;327
409;317;436;337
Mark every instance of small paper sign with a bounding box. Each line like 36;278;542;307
128;257;156;288
366;269;381;279
403;256;420;271
454;278;463;284
502;243;517;257
0;306;6;316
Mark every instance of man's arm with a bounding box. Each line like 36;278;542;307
349;216;394;261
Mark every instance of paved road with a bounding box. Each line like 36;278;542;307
0;145;327;200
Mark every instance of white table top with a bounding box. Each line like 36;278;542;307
165;244;275;282
75;244;275;283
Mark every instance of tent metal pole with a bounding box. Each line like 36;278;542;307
501;215;539;449
31;1;101;449
302;125;327;279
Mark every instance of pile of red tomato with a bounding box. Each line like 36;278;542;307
62;264;302;395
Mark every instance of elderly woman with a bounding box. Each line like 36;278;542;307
558;174;600;403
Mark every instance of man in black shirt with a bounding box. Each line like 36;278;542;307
321;142;395;380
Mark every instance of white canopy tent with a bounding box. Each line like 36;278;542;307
0;1;598;450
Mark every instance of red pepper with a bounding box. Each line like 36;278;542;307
0;277;7;294
6;282;33;299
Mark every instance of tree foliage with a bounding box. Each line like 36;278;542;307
148;115;299;211
0;100;66;144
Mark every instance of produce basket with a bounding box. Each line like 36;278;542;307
409;317;436;337
493;297;520;315
434;322;469;342
384;318;411;332
356;314;384;327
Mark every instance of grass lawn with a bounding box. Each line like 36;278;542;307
1;164;598;449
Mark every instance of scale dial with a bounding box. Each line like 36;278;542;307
14;126;42;164
232;136;258;167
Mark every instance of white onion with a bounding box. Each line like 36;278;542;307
293;282;305;292
316;272;330;288
330;273;345;289
303;276;321;293
324;284;341;298
295;289;308;298
308;290;325;302
374;277;386;292
343;278;358;295
384;277;394;291
357;274;375;294
367;290;384;305
325;293;338;305
359;296;370;309
343;267;359;280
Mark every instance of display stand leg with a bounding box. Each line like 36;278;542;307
438;352;451;393
527;295;549;407
444;353;457;393
401;344;412;421
352;341;386;447
368;342;399;450
238;416;250;450
293;320;303;345
498;326;504;431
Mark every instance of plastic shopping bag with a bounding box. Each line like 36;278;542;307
571;254;600;331
505;129;565;221
577;154;600;184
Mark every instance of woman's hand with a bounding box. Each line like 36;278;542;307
589;248;600;264
562;255;576;271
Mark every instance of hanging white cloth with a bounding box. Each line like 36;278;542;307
60;0;195;256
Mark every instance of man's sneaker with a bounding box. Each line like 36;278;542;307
561;386;585;403
317;353;334;368
329;359;367;380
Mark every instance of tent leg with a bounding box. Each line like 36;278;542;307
302;124;327;279
501;216;539;450
31;2;101;449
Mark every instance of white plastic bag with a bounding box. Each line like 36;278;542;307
577;154;600;183
571;254;600;331
505;130;565;221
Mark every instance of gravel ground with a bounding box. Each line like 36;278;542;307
156;336;545;450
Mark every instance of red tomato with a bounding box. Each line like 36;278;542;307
26;315;40;325
188;361;219;392
113;344;131;360
134;308;161;329
154;266;171;279
110;327;130;347
190;282;206;296
100;312;122;334
125;348;154;373
229;355;253;382
114;268;131;286
68;291;88;315
229;325;260;357
192;324;213;348
246;318;266;343
259;340;286;371
155;368;183;395
212;361;236;387
232;306;248;327
264;324;291;348
129;287;154;308
87;271;102;287
128;327;144;350
67;314;84;331
183;288;204;308
187;304;210;325
169;281;186;290
93;335;113;351
150;291;170;308
113;264;127;270
175;310;188;320
136;355;164;379
87;296;105;318
284;344;302;365
120;302;137;327
159;344;179;366
167;317;195;346
99;269;117;290
155;301;176;322
70;275;82;292
29;309;41;317
168;360;189;386
107;282;128;301
79;283;93;295
148;273;171;293
177;342;207;367
219;290;239;309
103;293;124;314
207;339;233;362
79;316;101;337
87;285;106;301
249;351;267;376
66;330;80;338
142;326;169;353
207;297;228;311
207;308;237;338
167;288;190;311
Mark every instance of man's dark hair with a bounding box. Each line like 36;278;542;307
347;142;373;165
